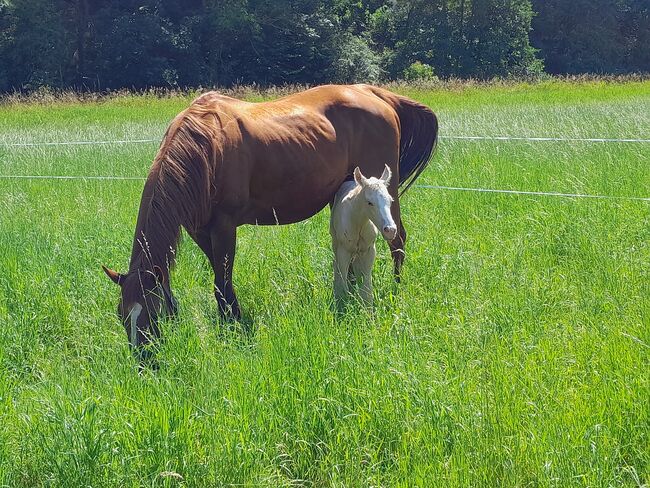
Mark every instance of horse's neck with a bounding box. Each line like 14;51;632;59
336;185;368;233
128;174;180;273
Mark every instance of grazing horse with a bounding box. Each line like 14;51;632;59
103;84;438;358
330;165;395;306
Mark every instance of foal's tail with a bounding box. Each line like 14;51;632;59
362;85;439;195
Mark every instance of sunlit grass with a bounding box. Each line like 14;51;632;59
0;80;648;486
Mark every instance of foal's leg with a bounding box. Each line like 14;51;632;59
333;243;352;308
209;217;241;320
352;244;376;306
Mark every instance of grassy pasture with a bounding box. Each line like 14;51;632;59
0;81;648;486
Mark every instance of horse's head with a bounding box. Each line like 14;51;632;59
354;165;397;241
102;264;177;363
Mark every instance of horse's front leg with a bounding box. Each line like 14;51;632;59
209;217;241;321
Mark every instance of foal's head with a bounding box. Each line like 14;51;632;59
102;265;177;362
354;165;398;241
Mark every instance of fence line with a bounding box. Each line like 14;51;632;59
2;138;158;147
3;134;650;148
414;185;650;202
1;173;648;202
2;132;648;200
0;174;143;181
441;135;650;143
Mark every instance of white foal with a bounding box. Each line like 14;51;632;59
330;165;397;306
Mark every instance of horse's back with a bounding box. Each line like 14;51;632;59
166;85;405;226
185;85;400;161
229;88;399;225
265;84;385;109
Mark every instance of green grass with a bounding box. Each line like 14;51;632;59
0;80;649;487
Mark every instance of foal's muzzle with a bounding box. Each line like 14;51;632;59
383;225;398;241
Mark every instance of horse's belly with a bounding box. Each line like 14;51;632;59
237;110;353;225
244;161;345;225
242;196;330;225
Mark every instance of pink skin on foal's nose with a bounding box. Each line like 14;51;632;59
383;226;398;241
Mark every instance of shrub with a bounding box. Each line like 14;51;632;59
402;61;436;82
332;34;383;84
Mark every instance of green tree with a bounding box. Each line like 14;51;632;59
623;0;650;72
0;0;73;91
370;0;541;79
530;0;649;74
0;0;647;93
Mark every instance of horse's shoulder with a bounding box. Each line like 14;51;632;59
192;91;242;106
275;85;377;111
238;102;337;146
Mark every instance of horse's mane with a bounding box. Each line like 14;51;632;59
129;101;222;272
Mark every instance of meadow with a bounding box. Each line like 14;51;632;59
0;80;648;487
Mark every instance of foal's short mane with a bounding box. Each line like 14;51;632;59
130;101;223;272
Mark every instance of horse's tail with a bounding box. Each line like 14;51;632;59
362;85;439;195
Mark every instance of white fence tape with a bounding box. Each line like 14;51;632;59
441;135;650;143
1;133;648;201
0;174;143;180
414;185;650;202
2;138;158;147
1;174;648;202
2;135;650;148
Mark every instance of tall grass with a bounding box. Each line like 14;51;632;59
0;80;648;486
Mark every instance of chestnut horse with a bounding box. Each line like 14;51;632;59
103;84;438;357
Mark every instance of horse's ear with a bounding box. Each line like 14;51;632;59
153;265;167;285
381;164;392;184
354;167;366;186
102;265;123;286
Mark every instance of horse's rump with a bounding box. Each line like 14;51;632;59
355;85;438;194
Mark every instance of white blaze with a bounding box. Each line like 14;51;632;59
129;303;143;346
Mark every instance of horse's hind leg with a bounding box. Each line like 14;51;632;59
378;143;404;282
389;217;406;283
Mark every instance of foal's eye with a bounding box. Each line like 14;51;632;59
368;201;373;206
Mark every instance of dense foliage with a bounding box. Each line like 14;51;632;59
0;0;647;92
530;0;650;75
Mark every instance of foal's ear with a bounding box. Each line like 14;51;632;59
153;265;167;285
102;265;124;286
353;167;367;186
381;164;392;184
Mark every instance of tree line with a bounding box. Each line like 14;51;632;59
0;0;647;93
